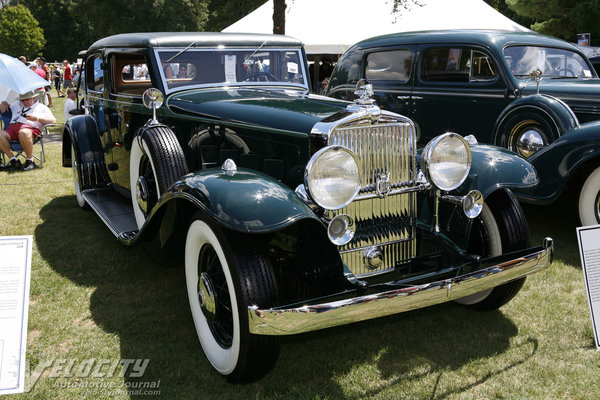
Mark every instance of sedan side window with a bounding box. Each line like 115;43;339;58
421;47;497;83
365;50;413;82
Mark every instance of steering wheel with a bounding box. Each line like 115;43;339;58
241;72;278;82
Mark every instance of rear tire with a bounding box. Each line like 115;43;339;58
184;213;279;381
71;143;89;209
455;189;528;310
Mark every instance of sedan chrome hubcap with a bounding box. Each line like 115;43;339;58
515;129;545;158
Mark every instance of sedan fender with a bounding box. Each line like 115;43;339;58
515;120;600;203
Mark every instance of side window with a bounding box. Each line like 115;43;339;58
112;53;151;96
365;50;413;82
471;50;497;81
421;47;470;82
421;47;497;83
87;55;104;92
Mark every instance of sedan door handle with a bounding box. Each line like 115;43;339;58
397;96;411;101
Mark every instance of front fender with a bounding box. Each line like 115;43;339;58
457;144;538;198
515;120;600;202
161;167;320;233
493;94;579;144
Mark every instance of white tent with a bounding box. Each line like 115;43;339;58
223;0;529;54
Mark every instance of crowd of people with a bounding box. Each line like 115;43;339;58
0;55;79;172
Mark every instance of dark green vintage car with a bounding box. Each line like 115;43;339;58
63;32;553;381
326;29;600;226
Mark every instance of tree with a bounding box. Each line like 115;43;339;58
273;0;285;34
0;4;45;58
506;0;600;43
16;0;211;61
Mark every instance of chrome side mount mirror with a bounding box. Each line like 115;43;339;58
142;88;164;126
529;69;542;94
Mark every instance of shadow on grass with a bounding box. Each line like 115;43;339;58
521;186;581;267
36;195;536;399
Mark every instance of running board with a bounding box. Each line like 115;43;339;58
82;188;139;240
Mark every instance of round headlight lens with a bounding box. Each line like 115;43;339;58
305;146;361;210
422;133;471;191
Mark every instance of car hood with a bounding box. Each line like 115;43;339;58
167;87;349;134
521;79;600;102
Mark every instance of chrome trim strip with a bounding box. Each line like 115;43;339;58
248;238;553;335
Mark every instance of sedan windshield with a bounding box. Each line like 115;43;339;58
504;45;594;79
156;48;308;92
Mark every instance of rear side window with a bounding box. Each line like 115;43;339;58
365;50;412;82
421;47;497;83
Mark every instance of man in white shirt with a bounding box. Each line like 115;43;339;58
0;90;56;171
63;88;77;121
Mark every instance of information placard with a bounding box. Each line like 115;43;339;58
577;225;600;349
0;236;32;395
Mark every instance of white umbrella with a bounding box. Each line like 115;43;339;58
0;53;49;96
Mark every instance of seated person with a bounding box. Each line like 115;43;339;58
0;91;56;171
0;105;10;130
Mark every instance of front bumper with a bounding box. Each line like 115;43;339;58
249;238;554;335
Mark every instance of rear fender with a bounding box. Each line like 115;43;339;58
62;115;110;188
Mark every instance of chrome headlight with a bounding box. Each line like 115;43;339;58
305;146;361;210
421;132;471;191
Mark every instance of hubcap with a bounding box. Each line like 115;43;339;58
516;129;545;158
136;176;149;213
198;272;217;322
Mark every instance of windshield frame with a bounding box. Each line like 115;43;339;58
153;46;310;94
503;44;597;80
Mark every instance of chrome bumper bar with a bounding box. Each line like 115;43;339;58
248;238;554;335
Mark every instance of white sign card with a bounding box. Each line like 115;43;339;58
225;55;237;83
577;225;600;349
0;236;32;395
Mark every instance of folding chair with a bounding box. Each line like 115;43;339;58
2;124;52;168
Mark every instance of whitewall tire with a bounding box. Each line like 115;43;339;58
579;166;600;226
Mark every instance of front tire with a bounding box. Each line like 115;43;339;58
455;189;528;310
130;125;188;229
579;165;600;226
185;214;279;381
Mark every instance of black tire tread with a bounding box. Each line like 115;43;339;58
192;213;280;382
467;189;529;311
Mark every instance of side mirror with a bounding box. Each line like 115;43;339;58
529;68;542;94
142;88;164;126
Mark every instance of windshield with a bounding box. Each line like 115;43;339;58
156;48;308;92
504;45;594;79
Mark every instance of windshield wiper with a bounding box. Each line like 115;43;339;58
243;40;268;64
166;41;198;63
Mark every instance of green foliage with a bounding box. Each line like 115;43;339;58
0;4;46;58
506;0;600;43
14;0;211;62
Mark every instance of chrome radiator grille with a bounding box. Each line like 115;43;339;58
328;122;417;277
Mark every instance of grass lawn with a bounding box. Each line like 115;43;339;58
1;96;599;399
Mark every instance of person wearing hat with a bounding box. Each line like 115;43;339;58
0;90;56;171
